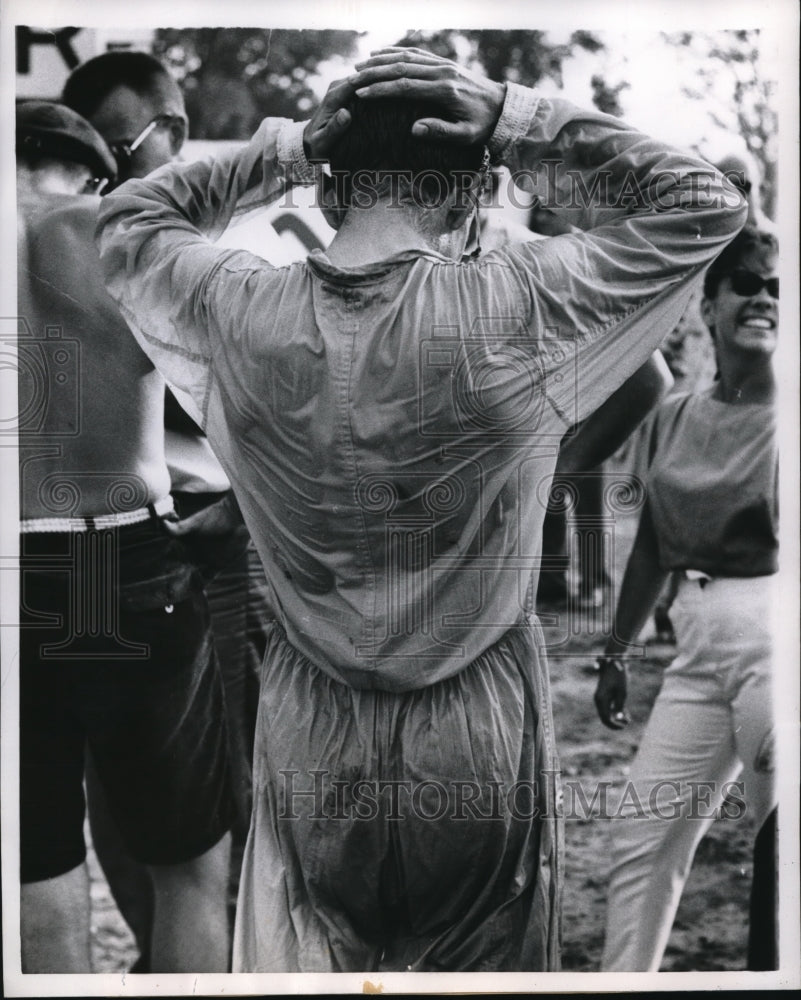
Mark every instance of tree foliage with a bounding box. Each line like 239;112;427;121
152;29;360;138
395;28;610;93
150;27;777;217
662;30;777;217
154;26;623;139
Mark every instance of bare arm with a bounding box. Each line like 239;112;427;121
594;500;670;729
557;351;673;474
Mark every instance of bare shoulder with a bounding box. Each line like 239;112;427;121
20;193;154;373
27;193;102;254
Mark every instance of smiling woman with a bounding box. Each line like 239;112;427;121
702;233;779;370
595;224;781;971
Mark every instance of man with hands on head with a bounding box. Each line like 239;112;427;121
97;47;745;972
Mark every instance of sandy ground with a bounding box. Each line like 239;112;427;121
86;509;757;975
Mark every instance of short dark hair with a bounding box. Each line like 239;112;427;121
704;225;778;298
327;96;487;207
62;51;171;121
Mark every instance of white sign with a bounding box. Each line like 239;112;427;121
15;27;154;99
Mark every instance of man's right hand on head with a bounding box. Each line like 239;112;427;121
303;78;355;161
349;47;507;146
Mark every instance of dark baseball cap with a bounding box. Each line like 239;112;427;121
16;100;117;183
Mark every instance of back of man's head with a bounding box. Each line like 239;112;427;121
327;96;487;209
62;51;170;122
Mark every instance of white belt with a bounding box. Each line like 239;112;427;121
20;496;175;533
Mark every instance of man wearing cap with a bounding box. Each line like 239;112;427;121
60;50;276;966
16;100;117;197
16;99;233;972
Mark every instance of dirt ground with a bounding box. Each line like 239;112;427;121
86;508;757;975
545;616;756;972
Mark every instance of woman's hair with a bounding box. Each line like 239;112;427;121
704;225;778;299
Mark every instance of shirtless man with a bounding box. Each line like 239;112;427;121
16;100;232;972
61;51;274;965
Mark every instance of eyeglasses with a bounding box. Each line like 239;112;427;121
729;268;779;300
111;113;187;162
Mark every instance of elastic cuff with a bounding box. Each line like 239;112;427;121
488;81;540;162
277;119;316;185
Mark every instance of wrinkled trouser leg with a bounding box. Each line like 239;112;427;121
601;576;776;972
233;621;562;973
206;540;273;843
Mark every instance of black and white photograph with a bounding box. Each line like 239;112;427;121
1;0;799;994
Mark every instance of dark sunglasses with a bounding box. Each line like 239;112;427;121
729;268;779;300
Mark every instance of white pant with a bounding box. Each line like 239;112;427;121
601;575;777;971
